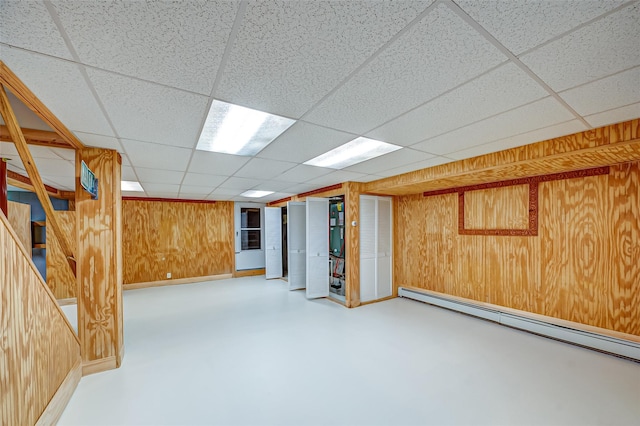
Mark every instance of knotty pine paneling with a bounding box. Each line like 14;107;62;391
1;208;80;425
122;200;234;284
395;162;640;335
464;184;529;230
7;200;30;252
46;211;76;299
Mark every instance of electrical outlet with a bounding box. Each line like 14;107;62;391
166;272;171;279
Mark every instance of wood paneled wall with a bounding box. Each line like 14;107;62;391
464;184;529;230
122;200;235;284
7;200;30;252
394;161;640;336
46;211;76;299
1;205;81;425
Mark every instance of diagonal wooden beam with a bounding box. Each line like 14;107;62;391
0;61;84;150
0;125;74;149
0;84;76;276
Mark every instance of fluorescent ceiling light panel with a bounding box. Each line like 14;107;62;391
304;137;401;169
121;181;144;192
197;100;295;156
240;190;274;198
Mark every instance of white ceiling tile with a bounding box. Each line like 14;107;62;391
1;49;114;135
274;164;333;183
86;68;208;147
45;175;75;191
178;185;213;196
233;158;296;180
447;120;588;161
0;1;73;59
305;170;369;187
304;3;506;134
218;177;264;190
521;3;640;91
32;157;74;177
209;187;244;196
375;156;455;177
260;192;296;203
27;146;61;160
121;139;192;171
0;142;19;158
216;0;433;118
281;183;319;195
74;131;124;152
51;148;75;161
135;167;185;185
182;173;227;188
142;183;181;197
257;121;355;163
121;166;137;181
357;174;386;183
456;0;626;55
344;148;434;174
51;1;238;94
584;102;640;128
367;62;548;146
412;97;576;156
560;67;640;116
249;181;293;192
0;91;52;131
188;151;251;176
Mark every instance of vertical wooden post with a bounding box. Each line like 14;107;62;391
345;181;362;308
0;158;7;217
76;148;123;375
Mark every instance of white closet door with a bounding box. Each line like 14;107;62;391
287;202;306;290
376;197;393;299
264;207;282;279
306;197;329;299
359;196;377;303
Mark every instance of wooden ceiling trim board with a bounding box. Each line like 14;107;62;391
0;85;76;276
365;119;640;196
0;61;84;150
0;125;74;149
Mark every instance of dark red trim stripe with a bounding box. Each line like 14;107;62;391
122;197;217;204
425;166;610;237
268;196;292;206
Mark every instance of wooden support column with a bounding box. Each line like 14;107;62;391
76;148;123;375
0;157;7;217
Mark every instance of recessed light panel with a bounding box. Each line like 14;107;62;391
304;137;401;169
196;100;295;156
240;190;274;198
121;181;144;192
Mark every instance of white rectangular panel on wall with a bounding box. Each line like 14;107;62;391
265;207;283;279
287;202;306;290
306;197;329;299
359;195;393;302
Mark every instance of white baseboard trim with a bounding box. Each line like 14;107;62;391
399;287;640;361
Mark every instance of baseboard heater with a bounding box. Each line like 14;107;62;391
398;287;640;362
